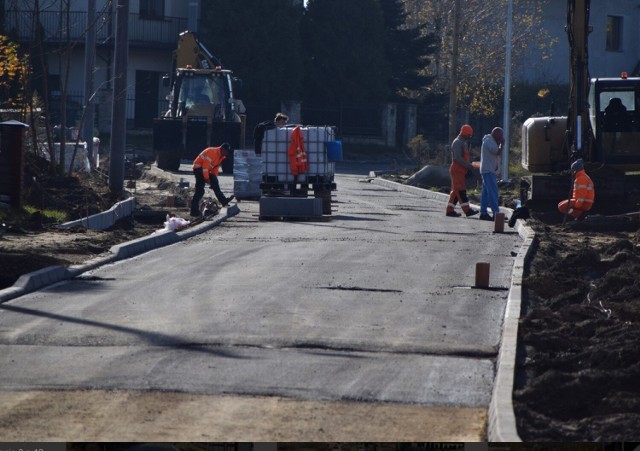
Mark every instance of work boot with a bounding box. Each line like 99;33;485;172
466;209;479;217
446;211;461;217
479;213;494;221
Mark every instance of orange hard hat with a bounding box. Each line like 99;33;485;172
460;124;473;138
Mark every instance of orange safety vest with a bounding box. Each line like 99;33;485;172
288;126;309;176
193;146;227;181
572;169;595;211
450;137;471;191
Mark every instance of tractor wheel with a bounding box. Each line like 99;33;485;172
156;151;180;171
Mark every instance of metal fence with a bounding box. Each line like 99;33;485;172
4;9;186;45
416;105;505;149
241;103;385;149
301;104;383;138
53;93;482;155
416;105;449;144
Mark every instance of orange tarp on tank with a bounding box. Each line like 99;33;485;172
288;126;309;176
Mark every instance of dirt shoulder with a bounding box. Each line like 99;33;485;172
513;211;640;440
0;390;486;441
0;164;193;290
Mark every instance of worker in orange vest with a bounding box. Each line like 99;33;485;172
190;142;235;216
446;124;479;217
558;158;595;220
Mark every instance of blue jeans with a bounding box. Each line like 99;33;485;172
481;173;500;215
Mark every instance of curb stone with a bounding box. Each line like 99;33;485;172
58;197;137;231
0;205;240;304
488;218;534;442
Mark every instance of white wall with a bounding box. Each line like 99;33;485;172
8;0;111;12
44;46;171;97
519;0;640;84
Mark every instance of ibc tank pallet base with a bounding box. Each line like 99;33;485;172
258;215;332;222
234;194;261;201
258;196;332;221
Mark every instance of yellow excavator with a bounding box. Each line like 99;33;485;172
153;31;245;172
521;0;640;212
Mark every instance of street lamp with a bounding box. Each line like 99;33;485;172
501;0;513;182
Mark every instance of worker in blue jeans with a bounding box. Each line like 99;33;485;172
479;127;505;221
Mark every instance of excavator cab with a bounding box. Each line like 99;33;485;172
590;77;640;168
175;72;230;121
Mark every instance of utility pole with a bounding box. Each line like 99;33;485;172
501;0;513;182
109;0;129;195
448;0;461;146
187;0;199;33
83;0;96;168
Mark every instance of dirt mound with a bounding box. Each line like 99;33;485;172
514;210;640;440
0;162;192;290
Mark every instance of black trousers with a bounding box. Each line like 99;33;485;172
191;168;229;212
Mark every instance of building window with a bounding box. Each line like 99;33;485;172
140;0;165;20
606;15;623;52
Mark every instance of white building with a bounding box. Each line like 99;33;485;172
3;0;197;131
520;0;640;83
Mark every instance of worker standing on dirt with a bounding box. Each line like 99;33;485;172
479;127;505;221
557;159;595;220
190;143;235;216
446;124;479;217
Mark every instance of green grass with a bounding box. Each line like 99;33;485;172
22;205;68;223
1;205;68;226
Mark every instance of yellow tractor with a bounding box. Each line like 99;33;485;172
153;31;245;172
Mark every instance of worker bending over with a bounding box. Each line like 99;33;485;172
557;158;595;220
191;143;235;216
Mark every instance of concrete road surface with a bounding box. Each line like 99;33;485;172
0;164;523;441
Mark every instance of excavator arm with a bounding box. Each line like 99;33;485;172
566;0;592;161
175;30;223;69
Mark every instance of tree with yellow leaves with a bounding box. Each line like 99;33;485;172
0;35;31;115
403;0;556;119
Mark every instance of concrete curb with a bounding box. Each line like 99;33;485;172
369;176;450;202
59;197;137;231
370;176;530;442
0;205;240;304
488;219;535;442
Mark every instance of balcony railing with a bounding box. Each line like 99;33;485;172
4;9;187;46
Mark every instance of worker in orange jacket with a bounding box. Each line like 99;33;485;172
558;158;595;220
446;124;479;217
190;142;235;216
